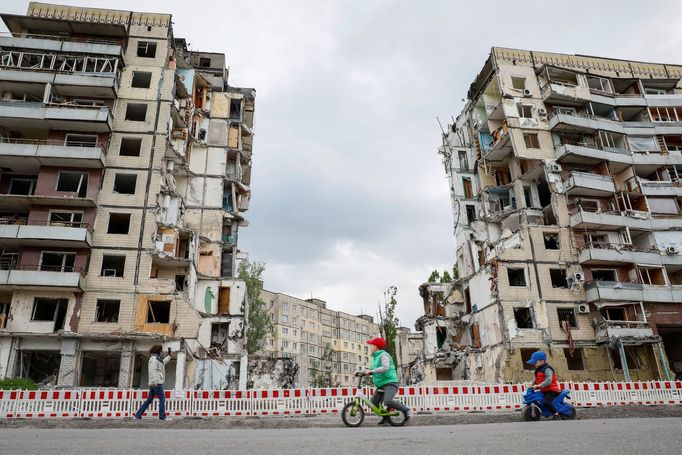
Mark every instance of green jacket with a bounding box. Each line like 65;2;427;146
369;350;399;388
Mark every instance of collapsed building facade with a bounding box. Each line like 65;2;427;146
0;3;255;389
428;47;682;384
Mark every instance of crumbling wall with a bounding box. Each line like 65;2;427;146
247;357;299;389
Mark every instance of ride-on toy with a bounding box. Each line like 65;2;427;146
341;370;407;427
522;388;577;421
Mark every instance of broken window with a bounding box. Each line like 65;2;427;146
107;213;131;234
95;299;120;323
436;368;454;381
602;307;626;321
125;103;147;121
543;233;559;249
587;75;613;93
56;171;88;197
521;348;537;370
199;57;211;67
218;286;230;314
462;177;473;198
175;275;186;291
550;269;568;288
101;255;125;277
49;211;82;227
507;268;526;287
137;41;157;58
9;178;37;195
564;348;585;370
592;269;617;282
465;205;477;224
513;307;533;329
211;322;230;347
113;174;137;194
523;186;535;208
557;308;578;328
119;137;142;157
31;298;68;332
517;104;533;118
436;327;447;349
523;133;540;149
80;352;120;387
17;351;61;383
611;346;640;370
40;252;76;272
131;71;152;88
65;134;97;147
511;76;526;90
229;99;242;119
147;300;171;323
458;150;469;171
638;267;667;285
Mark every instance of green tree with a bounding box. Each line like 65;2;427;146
309;345;337;387
452;265;459;280
379;286;399;362
440;270;453;283
238;259;273;354
428;270;441;283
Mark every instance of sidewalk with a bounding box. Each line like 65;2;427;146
1;405;680;429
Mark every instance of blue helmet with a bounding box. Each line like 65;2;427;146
526;351;547;365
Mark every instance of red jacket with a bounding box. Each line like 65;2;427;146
535;364;560;393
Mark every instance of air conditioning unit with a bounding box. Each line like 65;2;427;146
548;163;562;173
102;269;117;277
572;272;585;282
576;303;590;314
523;89;532;97
666;246;679;255
538;108;547;116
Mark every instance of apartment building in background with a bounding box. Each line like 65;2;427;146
260;290;380;387
427;47;682;384
0;2;255;389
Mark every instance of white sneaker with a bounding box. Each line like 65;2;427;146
161;417;172;421
132;416;141;420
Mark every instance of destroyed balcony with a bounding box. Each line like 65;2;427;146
595;321;656;344
548;111;629;135
0;219;92;248
637;180;682;198
0;264;84;291
0;138;106;168
585;280;679;303
0;101;112;132
541;81;591;105
569;209;681;231
0;31;124;58
555;143;632;168
578;243;661;266
152;228;192;268
482;124;512;162
564;171;615;197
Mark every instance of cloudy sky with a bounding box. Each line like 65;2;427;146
4;0;682;326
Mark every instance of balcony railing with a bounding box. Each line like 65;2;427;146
0;137;108;153
0;262;86;274
0;31;121;46
0;218;93;232
0;49;120;76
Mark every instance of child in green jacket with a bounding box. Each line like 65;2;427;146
363;337;410;425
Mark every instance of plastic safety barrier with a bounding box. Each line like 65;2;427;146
0;381;680;419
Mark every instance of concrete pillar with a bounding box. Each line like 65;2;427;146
118;340;135;387
57;338;80;387
238;353;248;390
42;82;52;104
617;339;631;382
174;351;186;390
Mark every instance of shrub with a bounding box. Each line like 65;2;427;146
0;377;38;390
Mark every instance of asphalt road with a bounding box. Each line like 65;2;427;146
1;418;681;455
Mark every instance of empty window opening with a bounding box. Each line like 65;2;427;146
9;178;37;195
638;267;666;285
465;205;477;224
517;104;533;118
229;99;242;119
125;103;147;121
521;348;537;370
602;307;626;321
40;252;75;272
550;269;568;288
32;298;68;332
107;213;131;234
543;233;560;249
523;186;536;208
80;352;120;387
17;351;61;383
101;255;125;277
219;286;230;314
199;57;211;67
436;326;448;349
95;299;120;323
508;268;526;286
65;134;97;147
56;172;88;197
436;368;454;381
610;346;640;370
524;133;540;148
137;41;157;58
514;307;534;329
175;274;186;291
462;177;473;198
147;300;171;323
564;348;585;370
511;76;526;90
592;269;617;282
113;174;137;194
211;322;230;348
458;150;469;170
119;137;142;157
131;71;152;88
49;211;82;227
557;308;578;328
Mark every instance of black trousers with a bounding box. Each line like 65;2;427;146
370;383;406;412
543;391;559;414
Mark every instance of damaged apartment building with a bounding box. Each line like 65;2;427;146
0;3;256;389
427;47;682;384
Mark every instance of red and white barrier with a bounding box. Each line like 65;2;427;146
0;381;680;420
